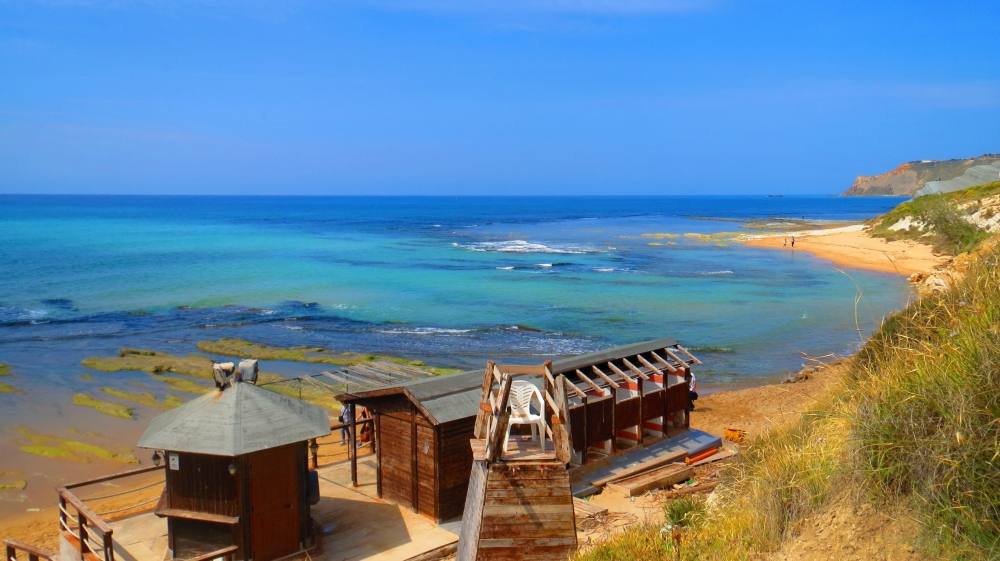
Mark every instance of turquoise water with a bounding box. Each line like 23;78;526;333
0;195;911;389
0;194;916;513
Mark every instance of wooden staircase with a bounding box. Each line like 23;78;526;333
457;361;577;561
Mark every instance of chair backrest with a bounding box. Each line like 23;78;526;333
508;380;542;418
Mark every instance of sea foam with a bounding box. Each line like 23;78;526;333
454;240;601;254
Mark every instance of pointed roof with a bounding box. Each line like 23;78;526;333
138;381;331;457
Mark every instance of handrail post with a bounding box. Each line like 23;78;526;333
103;532;114;561
58;495;67;534
6;544;14;561
78;510;88;557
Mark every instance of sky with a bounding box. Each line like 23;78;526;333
1;0;998;195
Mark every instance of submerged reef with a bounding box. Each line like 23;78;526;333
14;428;139;464
101;388;184;411
72;393;134;419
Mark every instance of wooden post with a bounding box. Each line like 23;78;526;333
78;510;88;557
58;495;67;534
103;532;115;561
350;403;358;487
637;371;644;444
553;376;572;464
375;412;382;498
473;361;496;439
487;411;510;463
411;405;419;514
6;544;14;561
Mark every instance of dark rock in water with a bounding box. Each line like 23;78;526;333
514;324;543;333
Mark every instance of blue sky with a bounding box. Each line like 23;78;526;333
1;0;998;195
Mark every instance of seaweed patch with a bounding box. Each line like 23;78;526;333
72;393;134;419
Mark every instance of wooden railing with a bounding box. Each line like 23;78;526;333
309;419;375;469
473;361;573;464
58;488;115;561
4;540;55;561
57;464;166;561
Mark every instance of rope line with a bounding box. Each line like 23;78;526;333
84;480;164;501
94;496;160;516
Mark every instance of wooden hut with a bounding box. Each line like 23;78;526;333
138;375;331;561
339;337;699;523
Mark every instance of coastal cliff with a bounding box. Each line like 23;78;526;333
843;153;1000;196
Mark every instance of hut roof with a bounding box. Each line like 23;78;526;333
341;337;682;425
138;381;331;456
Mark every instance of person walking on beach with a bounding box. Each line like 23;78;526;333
791;237;795;248
687;371;698;412
783;238;787;248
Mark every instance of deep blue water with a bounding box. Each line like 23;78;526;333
0;195;911;396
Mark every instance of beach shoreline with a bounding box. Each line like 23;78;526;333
743;224;949;276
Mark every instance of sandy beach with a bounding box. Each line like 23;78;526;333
744;225;949;276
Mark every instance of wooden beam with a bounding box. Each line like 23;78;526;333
542;366;557;388
544;390;561;415
492;364;505;386
636;355;663;377
488;391;499;415
154;508;239;525
663;347;688;368
591;366;620;389
411;404;419;513
495;364;548;375
650;351;679;373
375;412;383;498
574;369;602;394
621;358;649;381
676;345;704;365
474;361;496;439
563;377;587;399
350;403;358;487
606;362;633;384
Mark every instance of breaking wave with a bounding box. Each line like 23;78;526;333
453;240;603;254
375;327;475;335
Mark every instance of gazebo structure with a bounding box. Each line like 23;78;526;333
138;368;331;561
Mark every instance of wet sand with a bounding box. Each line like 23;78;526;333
744;225;948;276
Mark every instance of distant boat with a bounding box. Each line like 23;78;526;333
768;194;784;198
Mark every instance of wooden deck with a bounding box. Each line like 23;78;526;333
471;437;558;463
107;457;460;561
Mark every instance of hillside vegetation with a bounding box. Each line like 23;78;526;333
868;181;1000;255
577;234;1000;560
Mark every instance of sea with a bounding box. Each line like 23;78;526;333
0;195;912;509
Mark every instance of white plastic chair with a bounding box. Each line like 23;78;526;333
503;380;546;452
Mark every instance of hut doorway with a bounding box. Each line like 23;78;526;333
250;445;301;561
